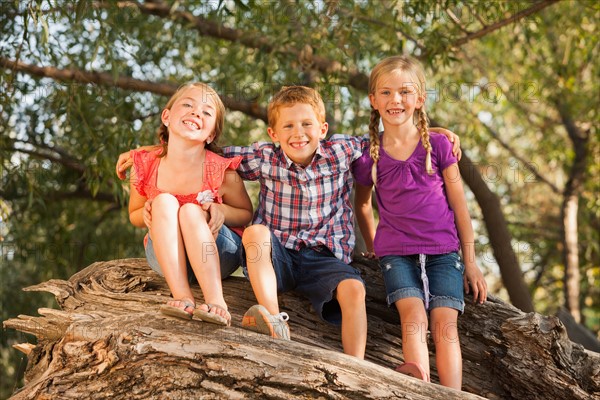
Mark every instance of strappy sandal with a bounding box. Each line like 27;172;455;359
193;303;231;326
396;362;429;382
160;299;195;320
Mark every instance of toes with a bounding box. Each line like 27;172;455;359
168;299;195;312
205;303;229;318
197;304;211;313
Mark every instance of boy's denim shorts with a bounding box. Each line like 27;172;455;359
380;252;465;314
242;232;364;326
145;225;243;283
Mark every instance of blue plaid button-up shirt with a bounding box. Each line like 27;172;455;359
223;134;368;264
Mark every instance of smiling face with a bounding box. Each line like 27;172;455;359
161;85;221;145
267;103;328;166
369;70;424;130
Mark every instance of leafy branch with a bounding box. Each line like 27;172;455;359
452;0;561;47
0;57;268;121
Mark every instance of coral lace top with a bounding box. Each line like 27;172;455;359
131;148;244;240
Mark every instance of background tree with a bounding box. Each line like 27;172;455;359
429;0;599;322
1;1;598;397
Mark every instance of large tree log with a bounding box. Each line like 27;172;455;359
4;258;598;399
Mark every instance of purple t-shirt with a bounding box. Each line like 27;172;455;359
352;133;460;256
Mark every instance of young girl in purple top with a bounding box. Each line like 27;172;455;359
353;55;487;390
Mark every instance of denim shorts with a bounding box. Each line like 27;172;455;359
145;225;243;282
242;232;364;325
380;252;465;313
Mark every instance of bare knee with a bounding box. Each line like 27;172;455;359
242;225;271;266
151;193;180;217
337;279;366;307
397;299;429;331
153;193;179;207
242;224;271;245
430;309;459;344
179;203;208;225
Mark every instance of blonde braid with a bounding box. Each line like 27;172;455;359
368;109;381;185
417;107;434;175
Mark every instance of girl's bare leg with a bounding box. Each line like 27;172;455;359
396;298;430;375
431;307;461;389
151;193;194;306
179;203;227;319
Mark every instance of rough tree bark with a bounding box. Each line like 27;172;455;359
4;258;598;400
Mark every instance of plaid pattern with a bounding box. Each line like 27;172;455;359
223;134;368;264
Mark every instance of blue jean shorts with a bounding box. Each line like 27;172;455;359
242;232;364;325
380;252;465;313
145;225;243;282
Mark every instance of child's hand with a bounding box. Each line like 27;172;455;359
143;200;153;230
203;203;224;238
463;264;487;304
116;151;133;180
360;250;378;260
430;127;462;161
116;146;159;179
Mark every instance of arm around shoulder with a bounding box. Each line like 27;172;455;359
116;145;160;180
430;127;461;160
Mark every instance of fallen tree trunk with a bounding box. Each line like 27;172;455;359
4;258;599;399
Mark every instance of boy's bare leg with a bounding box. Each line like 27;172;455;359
151;193;194;304
431;307;461;389
242;224;280;314
179;203;227;319
336;279;367;359
396;298;431;374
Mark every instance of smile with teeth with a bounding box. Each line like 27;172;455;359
387;109;405;115
289;141;309;149
183;120;201;130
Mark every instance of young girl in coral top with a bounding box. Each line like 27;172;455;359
128;83;252;325
353;56;487;389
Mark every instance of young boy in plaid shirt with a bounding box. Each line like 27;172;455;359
227;86;369;358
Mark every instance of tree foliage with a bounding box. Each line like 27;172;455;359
1;0;598;397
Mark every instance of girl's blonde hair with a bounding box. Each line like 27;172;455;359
157;82;226;157
368;55;433;184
